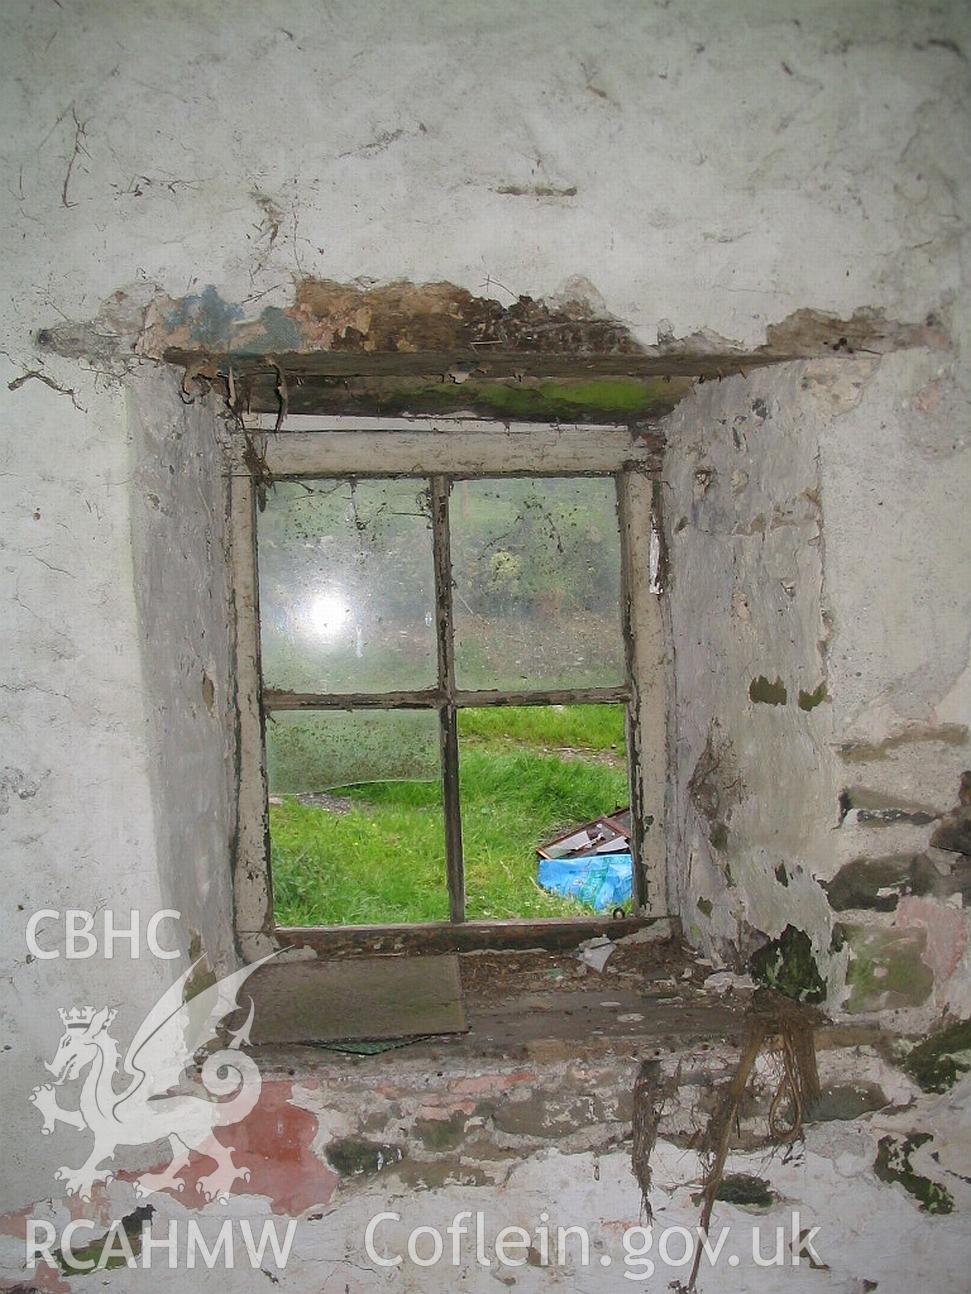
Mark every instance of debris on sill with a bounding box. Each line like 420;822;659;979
704;969;757;996
537;807;632;860
537;807;633;912
572;918;678;974
577;935;617;972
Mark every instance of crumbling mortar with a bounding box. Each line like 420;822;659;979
34;284;949;385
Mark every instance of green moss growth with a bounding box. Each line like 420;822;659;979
874;1133;954;1214
709;820;729;850
715;1174;776;1208
902;1019;971;1093
798;682;827;711
376;377;683;422
749;925;827;1003
326;1138;404;1178
749;676;788;706
55;1206;155;1273
415;1113;470;1151
844;927;933;1013
697;896;714;917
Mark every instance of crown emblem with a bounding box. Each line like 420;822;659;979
58;1007;96;1029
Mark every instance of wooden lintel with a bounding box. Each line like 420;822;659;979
165;346;786;381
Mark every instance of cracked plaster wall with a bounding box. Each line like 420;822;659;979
663;362;838;971
1;1;969;353
4;1033;971;1292
0;366;174;1210
663;353;971;1019
126;368;237;977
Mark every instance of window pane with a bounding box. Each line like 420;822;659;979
267;709;448;925
450;477;625;690
457;704;632;920
258;478;436;693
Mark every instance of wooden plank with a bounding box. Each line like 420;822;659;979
617;472;646;911
618;469;668;916
440;704;463;922
230;473;275;958
453;686;629;708
272;916;664;957
264;688;442;710
164;345;785;380
247;428;658;476
263;685;630;711
240;413;639;435
431;475;465;923
248;956;467;1043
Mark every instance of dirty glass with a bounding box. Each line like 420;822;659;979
450;477;625;691
258;478;436;694
268;709;448;925
266;709;441;791
457;704;632;919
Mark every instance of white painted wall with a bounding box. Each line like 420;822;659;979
662;361;839;964
1;0;969;350
663;352;971;1013
127;369;237;974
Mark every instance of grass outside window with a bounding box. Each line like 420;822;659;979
271;705;628;925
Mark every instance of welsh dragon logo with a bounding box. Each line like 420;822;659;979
29;955;273;1204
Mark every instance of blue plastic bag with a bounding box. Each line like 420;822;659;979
537;852;633;912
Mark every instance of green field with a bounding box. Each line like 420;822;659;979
270;705;629;925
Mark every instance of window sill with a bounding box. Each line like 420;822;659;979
246;939;744;1072
272;914;670;958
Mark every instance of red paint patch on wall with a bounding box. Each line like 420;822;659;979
126;1080;336;1216
226;1079;337;1214
415;1100;477;1121
448;1070;532;1098
0;1205;34;1241
896;897;968;983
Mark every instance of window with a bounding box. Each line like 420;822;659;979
231;418;666;956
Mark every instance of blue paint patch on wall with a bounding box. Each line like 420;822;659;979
165;286;244;346
238;306;303;354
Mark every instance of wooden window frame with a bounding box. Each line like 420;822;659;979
231;417;668;959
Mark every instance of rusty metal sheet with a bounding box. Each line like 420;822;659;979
537;806;632;860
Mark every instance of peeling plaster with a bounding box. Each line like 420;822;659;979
3;1025;970;1290
664;347;971;1029
36;278;947;377
663;362;838;978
